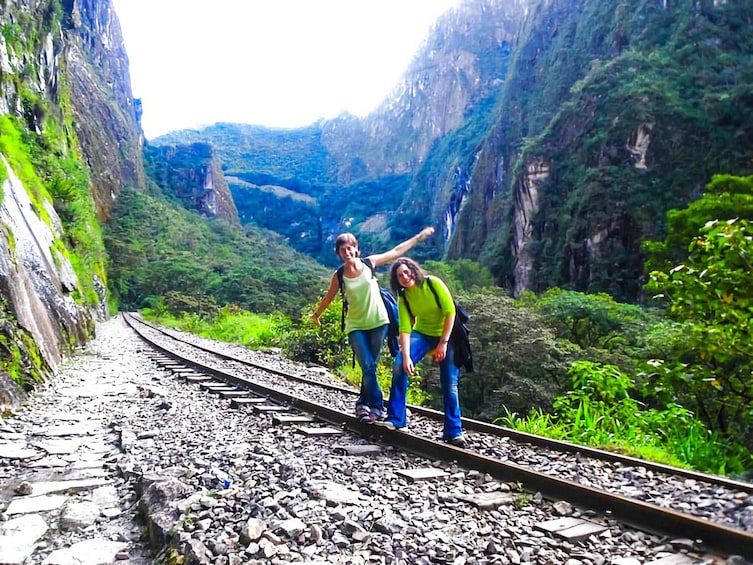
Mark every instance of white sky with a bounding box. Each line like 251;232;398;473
112;0;460;140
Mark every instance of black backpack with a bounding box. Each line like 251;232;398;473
336;258;400;357
400;276;473;372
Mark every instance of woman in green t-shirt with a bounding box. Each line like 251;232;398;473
375;257;468;448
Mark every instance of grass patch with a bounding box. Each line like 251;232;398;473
496;361;750;475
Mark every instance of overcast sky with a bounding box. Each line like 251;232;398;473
111;0;460;139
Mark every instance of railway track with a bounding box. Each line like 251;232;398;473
123;312;753;560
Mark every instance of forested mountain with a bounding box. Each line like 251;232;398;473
155;0;753;299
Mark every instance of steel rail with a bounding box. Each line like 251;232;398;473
126;313;753;495
126;313;356;394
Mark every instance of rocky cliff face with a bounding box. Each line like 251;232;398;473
510;157;549;296
320;0;525;183
444;0;753;300
145;143;240;225
0;0;143;407
0;155;94;360
63;0;145;220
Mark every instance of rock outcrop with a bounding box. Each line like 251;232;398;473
1;0;142;405
146;143;240;225
0;155;95;406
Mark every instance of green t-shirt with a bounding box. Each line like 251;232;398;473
398;276;455;337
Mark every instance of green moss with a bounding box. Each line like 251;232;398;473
1;23;24;50
0;108;109;309
0;308;48;390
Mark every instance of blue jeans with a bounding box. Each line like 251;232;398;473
385;331;463;439
348;325;389;416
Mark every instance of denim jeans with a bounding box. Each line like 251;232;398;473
348;324;389;416
385;331;463;439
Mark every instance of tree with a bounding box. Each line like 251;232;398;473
423;259;493;294
643;174;753;275
533;288;649;350
418;289;574;420
644;218;753;445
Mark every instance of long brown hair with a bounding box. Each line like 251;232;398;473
389;257;426;294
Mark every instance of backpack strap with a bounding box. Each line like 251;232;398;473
362;257;376;277
425;277;442;309
336;265;347;332
400;287;413;321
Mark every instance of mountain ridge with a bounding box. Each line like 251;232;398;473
152;0;753;301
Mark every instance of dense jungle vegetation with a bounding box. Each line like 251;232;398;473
105;187;330;317
123;174;753;478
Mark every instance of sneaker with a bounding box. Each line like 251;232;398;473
447;435;469;449
359;411;377;424
373;420;396;430
355;406;370;421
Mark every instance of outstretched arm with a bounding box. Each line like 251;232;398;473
367;226;435;268
311;272;340;327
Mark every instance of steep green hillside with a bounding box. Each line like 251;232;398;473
461;0;753;301
105;187;330;318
